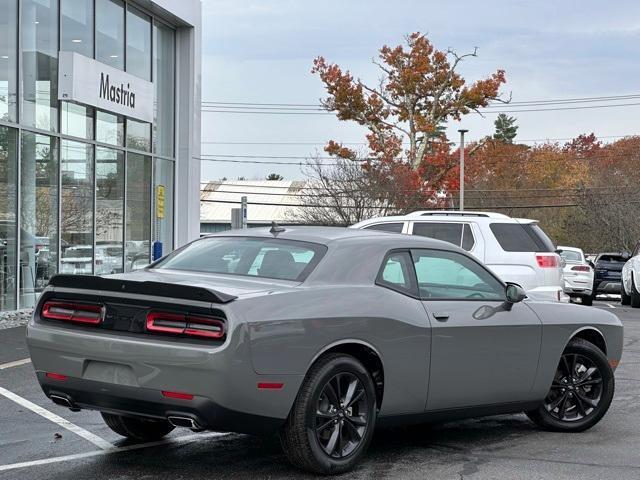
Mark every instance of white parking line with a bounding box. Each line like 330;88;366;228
0;431;229;473
606;303;617;309
0;358;31;370
0;386;113;450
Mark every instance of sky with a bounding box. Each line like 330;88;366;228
200;0;640;182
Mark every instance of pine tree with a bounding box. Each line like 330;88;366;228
493;113;518;143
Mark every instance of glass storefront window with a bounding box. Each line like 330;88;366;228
0;126;17;310
0;0;18;123
126;118;151;152
62;102;94;140
125;153;151;271
61;140;94;275
153;158;174;257
96;147;124;274
20;133;58;308
96;110;124;146
126;6;151;81
61;0;94;58
153;22;175;157
96;0;125;70
21;0;58;132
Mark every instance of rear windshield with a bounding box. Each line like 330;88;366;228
489;223;555;252
597;255;626;263
154;237;327;282
560;250;583;263
64;248;92;258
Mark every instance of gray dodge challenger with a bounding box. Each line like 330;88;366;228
26;226;623;474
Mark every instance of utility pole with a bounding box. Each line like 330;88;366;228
458;129;468;211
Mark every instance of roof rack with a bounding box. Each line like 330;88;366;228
407;210;510;218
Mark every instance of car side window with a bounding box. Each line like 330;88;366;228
411;249;505;300
377;251;417;296
411;222;475;252
363;222;404;233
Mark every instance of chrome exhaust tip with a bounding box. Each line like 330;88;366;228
50;394;80;412
167;415;202;430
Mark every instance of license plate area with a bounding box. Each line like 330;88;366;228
83;360;139;386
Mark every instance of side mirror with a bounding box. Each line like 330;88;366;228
505;283;526;303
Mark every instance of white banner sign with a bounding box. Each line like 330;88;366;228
58;51;154;123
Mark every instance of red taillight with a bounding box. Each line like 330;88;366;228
161;390;194;400
146;311;225;339
46;372;68;381
41;300;104;325
571;265;591;272
536;254;559;268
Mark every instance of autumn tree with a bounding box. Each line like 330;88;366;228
493;113;518;143
312;32;507;208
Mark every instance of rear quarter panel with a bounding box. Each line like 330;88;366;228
232;285;431;416
527;302;623;400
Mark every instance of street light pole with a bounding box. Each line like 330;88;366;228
458;129;468;211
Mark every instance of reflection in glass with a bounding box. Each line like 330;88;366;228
61;0;93;57
96;110;124;146
126;118;151;152
21;0;58;131
61;102;94;140
153;22;175;156
125;153;151;272
0;0;18;122
0;126;17;310
96;0;124;70
61;141;94;275
96;147;124;274
20;133;58;308
126;6;151;80
153;158;174;257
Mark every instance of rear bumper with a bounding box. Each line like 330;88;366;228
594;281;621;294
38;373;283;434
526;286;570;303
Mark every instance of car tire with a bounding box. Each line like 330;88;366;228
621;281;631;306
280;353;377;474
101;412;174;441
631;277;640;308
581;295;593;306
526;338;614;432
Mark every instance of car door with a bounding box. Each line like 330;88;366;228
411;248;542;411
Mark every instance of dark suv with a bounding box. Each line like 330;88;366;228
592;252;630;296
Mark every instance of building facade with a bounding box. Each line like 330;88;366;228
0;0;201;311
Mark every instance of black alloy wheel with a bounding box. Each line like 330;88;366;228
280;353;377;474
545;353;603;421
314;372;369;459
526;338;614;432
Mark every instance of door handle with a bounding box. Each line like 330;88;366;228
433;312;450;321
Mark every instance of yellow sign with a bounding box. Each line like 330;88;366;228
156;185;165;219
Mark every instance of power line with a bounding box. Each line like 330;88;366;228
201;134;638;146
200;198;599;210
201;101;640;115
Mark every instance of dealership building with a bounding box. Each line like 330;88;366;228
0;0;202;312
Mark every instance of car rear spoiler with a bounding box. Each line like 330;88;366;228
47;274;237;304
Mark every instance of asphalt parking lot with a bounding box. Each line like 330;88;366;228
1;300;639;480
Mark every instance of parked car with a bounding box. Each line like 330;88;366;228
558;246;594;306
60;246;121;275
622;242;640;307
27;227;622;474
351;211;566;302
592;252;629;297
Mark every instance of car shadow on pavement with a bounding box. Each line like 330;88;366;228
35;414;540;480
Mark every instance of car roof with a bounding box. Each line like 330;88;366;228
558;246;583;252
202;225;459;249
351;211;538;227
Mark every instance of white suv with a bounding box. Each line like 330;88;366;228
351;211;566;302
